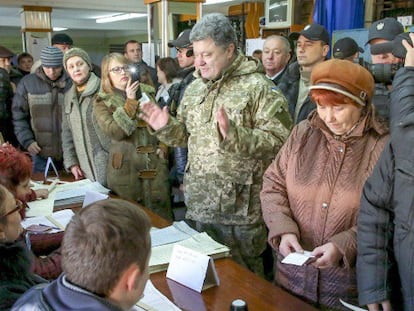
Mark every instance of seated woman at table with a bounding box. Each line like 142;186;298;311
0;184;47;310
260;59;389;310
0;143;62;280
62;48;110;185
94;53;172;220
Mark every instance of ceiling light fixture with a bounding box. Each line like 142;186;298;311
53;27;68;31
96;13;147;24
203;0;232;5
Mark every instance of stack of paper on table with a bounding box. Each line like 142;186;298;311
21;209;75;232
27;179;110;217
149;229;230;273
53;179;110;206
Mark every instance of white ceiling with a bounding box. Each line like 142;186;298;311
0;0;246;37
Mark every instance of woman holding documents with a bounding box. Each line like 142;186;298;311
0;184;47;310
260;60;389;310
94;53;172;220
0;143;62;280
62;48;110;185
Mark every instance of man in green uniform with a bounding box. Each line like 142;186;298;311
140;13;292;275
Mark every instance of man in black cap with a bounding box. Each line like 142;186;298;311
166;29;195;205
278;23;330;124
366;17;404;122
0;45;19;146
333;37;364;61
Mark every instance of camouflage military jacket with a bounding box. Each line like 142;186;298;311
154;53;292;225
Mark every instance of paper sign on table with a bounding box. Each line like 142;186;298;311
166;245;219;293
281;251;315;266
82;191;109;208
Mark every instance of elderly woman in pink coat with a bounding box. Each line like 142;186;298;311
260;59;389;310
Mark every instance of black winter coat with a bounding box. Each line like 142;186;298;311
357;67;414;310
277;61;315;124
0;242;46;311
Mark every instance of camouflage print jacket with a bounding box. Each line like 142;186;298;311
153;53;292;225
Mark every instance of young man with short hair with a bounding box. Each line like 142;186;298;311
12;198;151;310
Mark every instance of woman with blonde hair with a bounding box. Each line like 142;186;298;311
94;53;172;220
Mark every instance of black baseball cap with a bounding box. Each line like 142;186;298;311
168;29;192;48
370;32;413;58
367;17;404;44
333;37;364;59
52;33;73;46
289;24;330;45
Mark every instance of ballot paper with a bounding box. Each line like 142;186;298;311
149;232;230;273
281;251;315;266
150;221;199;247
134;280;181;311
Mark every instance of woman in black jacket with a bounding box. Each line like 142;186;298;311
0;184;46;310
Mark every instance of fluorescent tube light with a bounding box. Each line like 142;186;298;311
203;0;233;5
53;27;68;31
96;13;147;24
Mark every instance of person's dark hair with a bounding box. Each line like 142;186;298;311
190;13;237;51
123;40;141;53
62;198;151;296
156;57;180;83
17;52;33;65
0;144;32;196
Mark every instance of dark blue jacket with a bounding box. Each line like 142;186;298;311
357;67;414;310
277;61;315;124
12;275;124;311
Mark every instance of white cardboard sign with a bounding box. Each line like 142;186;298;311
166;244;219;293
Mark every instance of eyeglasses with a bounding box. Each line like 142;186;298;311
0;200;24;219
109;65;130;74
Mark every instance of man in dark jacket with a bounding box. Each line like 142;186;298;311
167;29;195;202
357;33;414;311
124;39;158;89
278;24;329;124
12;199;151;311
261;35;291;85
12;46;70;172
0;45;19;147
367;17;404;123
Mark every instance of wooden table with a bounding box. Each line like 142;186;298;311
35;173;317;311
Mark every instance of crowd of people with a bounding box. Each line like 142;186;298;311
0;11;413;311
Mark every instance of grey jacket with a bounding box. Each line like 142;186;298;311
12;67;70;158
62;73;110;185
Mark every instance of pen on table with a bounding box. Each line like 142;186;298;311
39;223;61;231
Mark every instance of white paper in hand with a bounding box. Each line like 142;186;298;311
140;92;150;105
281;251;315;266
